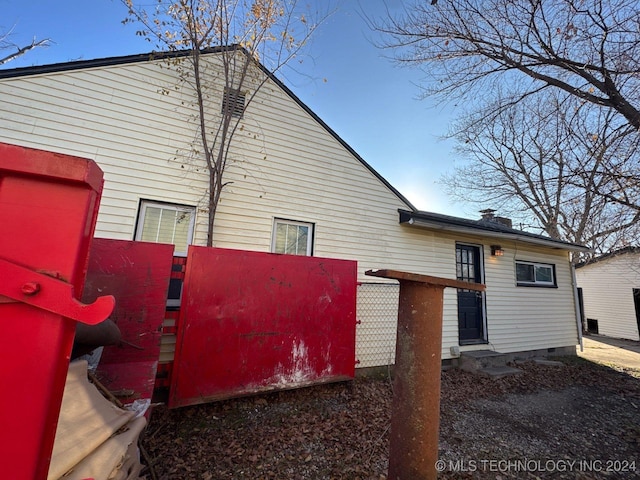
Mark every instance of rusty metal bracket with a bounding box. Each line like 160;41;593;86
366;268;484;480
0;257;115;325
365;269;486;291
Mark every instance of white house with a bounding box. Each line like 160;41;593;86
0;48;589;368
576;248;640;341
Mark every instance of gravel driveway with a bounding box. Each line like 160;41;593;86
438;361;640;479
143;356;640;479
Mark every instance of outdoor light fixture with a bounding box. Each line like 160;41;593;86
491;245;504;256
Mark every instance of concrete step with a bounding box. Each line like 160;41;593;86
459;350;513;372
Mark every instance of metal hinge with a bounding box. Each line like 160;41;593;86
0;257;114;325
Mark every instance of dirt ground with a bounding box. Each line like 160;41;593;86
578;334;640;371
142;356;640;479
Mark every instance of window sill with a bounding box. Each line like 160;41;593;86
516;283;558;288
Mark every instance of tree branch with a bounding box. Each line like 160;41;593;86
0;37;51;65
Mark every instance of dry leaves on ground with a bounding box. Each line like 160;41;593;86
142;358;640;479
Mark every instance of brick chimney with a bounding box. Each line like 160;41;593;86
479;209;512;228
480;208;496;221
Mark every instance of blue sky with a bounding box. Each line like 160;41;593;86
1;0;469;217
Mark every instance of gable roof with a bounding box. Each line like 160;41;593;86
399;209;590;252
0;46;416;212
575;246;640;268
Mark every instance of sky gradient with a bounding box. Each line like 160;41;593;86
1;0;470;217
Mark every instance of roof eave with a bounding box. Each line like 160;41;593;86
400;210;590;252
575;245;640;268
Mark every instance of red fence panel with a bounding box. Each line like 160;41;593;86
82;238;174;404
169;247;357;408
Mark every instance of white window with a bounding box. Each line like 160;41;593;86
271;219;313;256
515;260;556;287
135;201;195;256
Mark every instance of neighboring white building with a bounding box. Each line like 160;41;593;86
576;248;640;341
0;48;589;367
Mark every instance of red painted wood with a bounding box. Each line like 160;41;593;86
83;238;174;404
0;143;105;479
169;247;357;408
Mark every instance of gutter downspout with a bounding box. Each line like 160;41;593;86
570;262;584;352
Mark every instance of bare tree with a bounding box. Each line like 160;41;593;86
0;26;50;65
442;91;640;257
377;0;640;130
123;0;325;246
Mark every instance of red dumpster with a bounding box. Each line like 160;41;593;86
0;143;114;479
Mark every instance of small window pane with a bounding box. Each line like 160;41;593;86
535;265;553;283
275;224;286;253
173;210;194;253
282;225;307;255
294;226;308;254
158;209;177;244
140;207;161;243
516;263;535;282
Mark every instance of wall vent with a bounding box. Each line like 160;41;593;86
222;87;245;118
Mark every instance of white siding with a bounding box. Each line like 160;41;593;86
479;239;579;353
0;54;579;365
576;254;640;341
407;231;579;358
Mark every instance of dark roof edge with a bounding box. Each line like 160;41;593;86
399;209;590;252
0;46;236;79
0;51;174;79
575;246;640;268
0;46;416;212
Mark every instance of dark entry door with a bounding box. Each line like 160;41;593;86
456;244;485;344
633;289;640;338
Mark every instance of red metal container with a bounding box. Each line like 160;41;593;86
83;238;174;404
0;143;113;479
169;246;357;408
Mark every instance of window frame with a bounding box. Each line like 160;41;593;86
271;218;314;256
134;200;196;257
515;260;557;288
